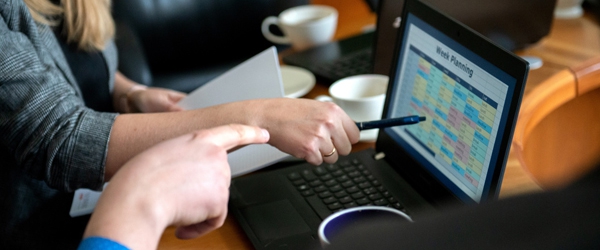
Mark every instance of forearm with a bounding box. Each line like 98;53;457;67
105;97;359;179
105;100;261;179
84;174;167;250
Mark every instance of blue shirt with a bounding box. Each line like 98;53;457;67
78;237;129;250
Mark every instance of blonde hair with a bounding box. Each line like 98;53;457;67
24;0;115;52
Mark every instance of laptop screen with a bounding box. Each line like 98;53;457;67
384;11;519;203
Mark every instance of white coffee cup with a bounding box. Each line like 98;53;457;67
316;74;389;141
261;5;338;51
318;206;412;247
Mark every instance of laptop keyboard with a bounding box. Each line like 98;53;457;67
286;157;407;220
312;49;373;82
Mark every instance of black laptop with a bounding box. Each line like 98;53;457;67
282;0;554;84
229;0;529;249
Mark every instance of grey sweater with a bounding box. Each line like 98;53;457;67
0;0;118;248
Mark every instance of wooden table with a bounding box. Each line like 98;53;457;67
158;1;600;249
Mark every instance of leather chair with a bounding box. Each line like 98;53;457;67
112;0;309;93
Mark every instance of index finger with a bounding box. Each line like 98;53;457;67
192;124;270;151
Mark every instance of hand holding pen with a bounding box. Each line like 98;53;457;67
355;115;426;130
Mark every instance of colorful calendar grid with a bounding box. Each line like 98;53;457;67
403;47;498;191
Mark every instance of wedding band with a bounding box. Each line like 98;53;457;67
323;147;336;157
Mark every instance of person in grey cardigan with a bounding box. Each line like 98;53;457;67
0;0;359;248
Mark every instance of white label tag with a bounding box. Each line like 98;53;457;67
69;183;108;217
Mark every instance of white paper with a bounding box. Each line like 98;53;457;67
69;183;108;217
179;47;289;177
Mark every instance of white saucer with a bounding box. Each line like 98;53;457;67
280;65;316;98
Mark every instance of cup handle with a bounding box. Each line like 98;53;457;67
315;95;333;102
261;16;290;45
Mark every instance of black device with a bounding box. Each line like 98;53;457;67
282;0;554;84
229;0;529;249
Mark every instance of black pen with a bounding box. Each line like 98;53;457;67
355;115;426;130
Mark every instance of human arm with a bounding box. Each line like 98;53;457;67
104;98;360;179
1;24;358;190
112;71;186;113
82;124;270;249
1;2;359;190
0;8;117;191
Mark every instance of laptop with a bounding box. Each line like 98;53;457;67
282;0;554;84
229;0;529;249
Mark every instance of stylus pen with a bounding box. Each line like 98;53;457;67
355;115;426;130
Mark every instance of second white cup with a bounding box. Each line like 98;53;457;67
261;5;338;51
316;74;389;141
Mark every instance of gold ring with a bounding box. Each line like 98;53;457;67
323;147;336;157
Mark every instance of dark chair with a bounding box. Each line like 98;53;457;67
112;0;308;93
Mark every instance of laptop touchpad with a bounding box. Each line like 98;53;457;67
242;199;311;243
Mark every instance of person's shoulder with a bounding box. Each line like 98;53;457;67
0;0;47;77
0;0;11;19
0;0;13;8
0;0;20;12
0;0;26;24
